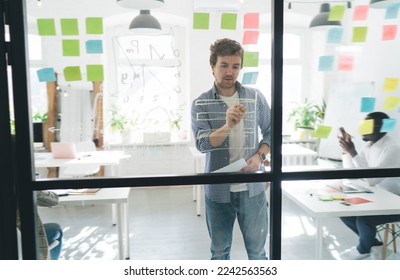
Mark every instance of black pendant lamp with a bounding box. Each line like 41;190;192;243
309;3;342;30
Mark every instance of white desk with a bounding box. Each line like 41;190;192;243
189;144;318;216
55;187;131;260
35;150;130;176
282;180;400;259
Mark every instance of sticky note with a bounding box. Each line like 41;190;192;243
193;13;209;30
242;30;259;45
360;97;376;112
352;26;368;43
86;64;104;81
314;125;332;139
383;96;400;110
338;55;353;71
242;51;259;67
381;118;397;133
353;5;369;21
329;5;346;21
86;17;103;34
243;13;259;29
60;18;79;35
242;72;258;84
327;27;343;44
318;56;334;71
385;3;400;19
86;40;103;54
221;13;237;30
383;77;398;92
63;66;82;81
62;39;80;56
382;25;397;41
359;119;374;135
37;19;56;36
37;68;56;82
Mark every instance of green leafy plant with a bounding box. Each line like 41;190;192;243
109;109;138;133
288;98;325;130
32;112;48;123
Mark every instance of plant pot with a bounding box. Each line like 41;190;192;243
297;127;314;141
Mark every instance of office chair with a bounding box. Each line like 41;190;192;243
377;222;400;259
59;141;100;178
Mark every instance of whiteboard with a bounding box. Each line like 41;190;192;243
318;82;375;160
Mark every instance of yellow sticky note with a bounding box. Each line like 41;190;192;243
383;77;399;92
383;96;400;110
314;125;332;139
359;119;374;135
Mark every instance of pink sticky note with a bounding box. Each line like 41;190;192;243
382;25;397;41
242;30;259;45
243;13;259;29
338;55;354;71
353;5;369;21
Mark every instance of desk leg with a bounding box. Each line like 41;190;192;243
112;203;117;225
123;202;130;259
315;217;322;259
196;185;202;216
116;203;124;260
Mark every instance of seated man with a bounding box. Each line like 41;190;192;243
338;111;400;259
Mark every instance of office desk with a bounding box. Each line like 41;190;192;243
35;150;130;176
56;187;131;260
282;180;400;259
189;144;318;216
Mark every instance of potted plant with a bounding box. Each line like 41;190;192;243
108;109;138;143
288;98;325;140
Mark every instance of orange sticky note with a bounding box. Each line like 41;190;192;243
338;55;354;71
353;5;369;21
243;13;259;29
382;25;397;41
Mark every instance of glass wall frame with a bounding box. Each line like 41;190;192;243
3;0;400;260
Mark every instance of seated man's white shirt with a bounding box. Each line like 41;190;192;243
342;134;400;195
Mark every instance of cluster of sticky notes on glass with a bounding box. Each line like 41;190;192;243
37;17;103;36
192;12;240;30
63;64;104;82
318;55;354;72
358;118;397;134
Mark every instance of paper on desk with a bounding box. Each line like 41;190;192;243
212;158;247;173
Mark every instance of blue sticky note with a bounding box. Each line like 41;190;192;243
86;40;103;54
360;97;376;112
327;27;343;44
36;67;56;82
318;56;334;71
242;72;258;84
380;118;396;132
385;3;400;19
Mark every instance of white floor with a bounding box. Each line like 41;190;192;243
38;185;396;260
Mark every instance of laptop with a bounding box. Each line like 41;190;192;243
327;180;372;194
50;142;77;159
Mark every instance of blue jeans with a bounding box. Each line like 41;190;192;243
205;191;268;260
44;223;63;260
340;214;400;254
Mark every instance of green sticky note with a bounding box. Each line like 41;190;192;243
62;39;80;56
221;13;237;30
314;125;332;139
193;13;209;30
61;18;79;35
63;66;82;81
86;64;104;81
329;5;346;21
383;96;400;110
86;17;103;34
352;26;368;42
37;19;56;36
243;51;259;67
